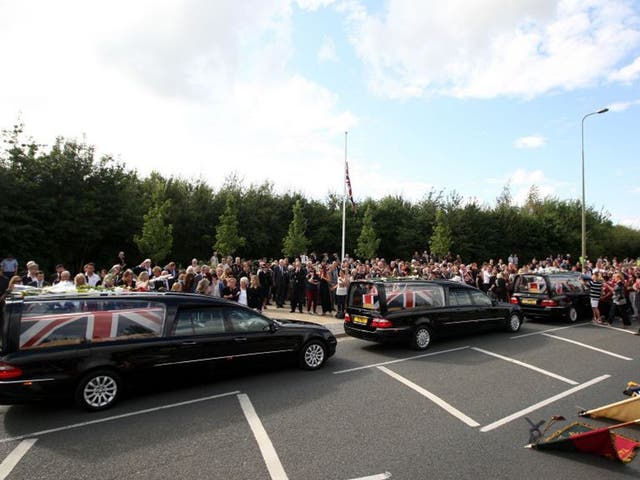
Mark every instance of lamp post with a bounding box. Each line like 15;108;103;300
581;107;608;268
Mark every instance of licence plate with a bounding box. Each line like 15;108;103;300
521;298;537;305
353;316;369;325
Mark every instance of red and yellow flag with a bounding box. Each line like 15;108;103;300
530;421;640;463
580;395;640;423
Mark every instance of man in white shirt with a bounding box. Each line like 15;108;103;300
84;263;101;287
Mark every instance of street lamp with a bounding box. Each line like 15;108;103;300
581;107;608;268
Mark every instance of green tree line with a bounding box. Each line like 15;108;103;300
1;125;638;273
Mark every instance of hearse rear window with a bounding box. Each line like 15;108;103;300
349;283;380;311
515;275;548;294
20;300;166;350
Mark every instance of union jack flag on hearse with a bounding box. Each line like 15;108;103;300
386;289;438;310
20;307;165;350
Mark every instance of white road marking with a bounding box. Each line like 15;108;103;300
346;472;392;480
0;390;240;444
470;347;578;385
237;393;289;480
480;375;611;432
377;366;480;428
333;346;470;374
0;438;37;480
510;324;580;339
542;333;633;360
588;322;637;334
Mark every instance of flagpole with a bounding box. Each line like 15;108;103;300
341;131;347;262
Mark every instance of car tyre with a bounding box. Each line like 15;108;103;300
411;325;432;351
567;306;578;323
299;340;327;370
506;313;522;332
75;369;122;411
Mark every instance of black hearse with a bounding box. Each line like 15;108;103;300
344;279;523;350
0;291;336;411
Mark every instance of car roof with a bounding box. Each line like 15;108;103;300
351;278;474;289
8;291;234;306
517;271;580;277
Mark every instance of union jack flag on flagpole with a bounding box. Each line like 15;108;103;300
345;160;355;212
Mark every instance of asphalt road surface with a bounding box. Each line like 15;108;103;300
1;319;639;479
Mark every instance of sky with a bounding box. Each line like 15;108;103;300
1;0;639;227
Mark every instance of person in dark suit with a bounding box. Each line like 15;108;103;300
21;261;39;285
0;265;9;297
273;259;289;308
28;271;50;289
289;260;306;313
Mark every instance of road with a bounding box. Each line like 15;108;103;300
1;319;639;479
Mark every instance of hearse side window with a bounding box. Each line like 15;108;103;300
551;276;584;295
386;283;445;311
225;309;270;333
19;300;165;350
448;288;472;306
469;290;492;306
173;307;227;336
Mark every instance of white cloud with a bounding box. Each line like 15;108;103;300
609;56;640;83
514;135;547;149
486;168;573;205
608;99;640;112
296;0;335;11
344;0;640;99
0;1;358;199
618;217;640;229
318;36;339;63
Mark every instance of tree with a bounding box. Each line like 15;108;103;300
355;206;380;260
214;194;246;256
134;195;173;265
429;210;452;260
282;199;309;259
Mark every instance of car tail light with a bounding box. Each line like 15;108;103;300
344;313;351;323
510;297;519;304
371;318;393;328
0;362;23;380
541;299;558;307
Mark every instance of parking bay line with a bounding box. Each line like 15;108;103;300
377;366;480;428
347;473;392;480
470;347;578;385
0;438;37;480
510;324;581;340
541;333;633;361
237;393;289;480
480;375;610;432
333;346;470;375
0;390;240;444
590;323;637;335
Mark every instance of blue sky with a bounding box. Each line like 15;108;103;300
1;0;639;226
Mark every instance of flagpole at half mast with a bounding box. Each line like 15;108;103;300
341;131;347;262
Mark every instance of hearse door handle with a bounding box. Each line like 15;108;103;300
180;341;197;346
234;337;247;342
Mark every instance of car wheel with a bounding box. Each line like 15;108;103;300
506;313;522;332
411;325;432;351
567;306;578;323
299;340;327;370
75;369;122;411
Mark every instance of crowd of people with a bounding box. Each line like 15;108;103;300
2;251;639;328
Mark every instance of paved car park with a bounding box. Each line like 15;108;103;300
1;319;639;479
